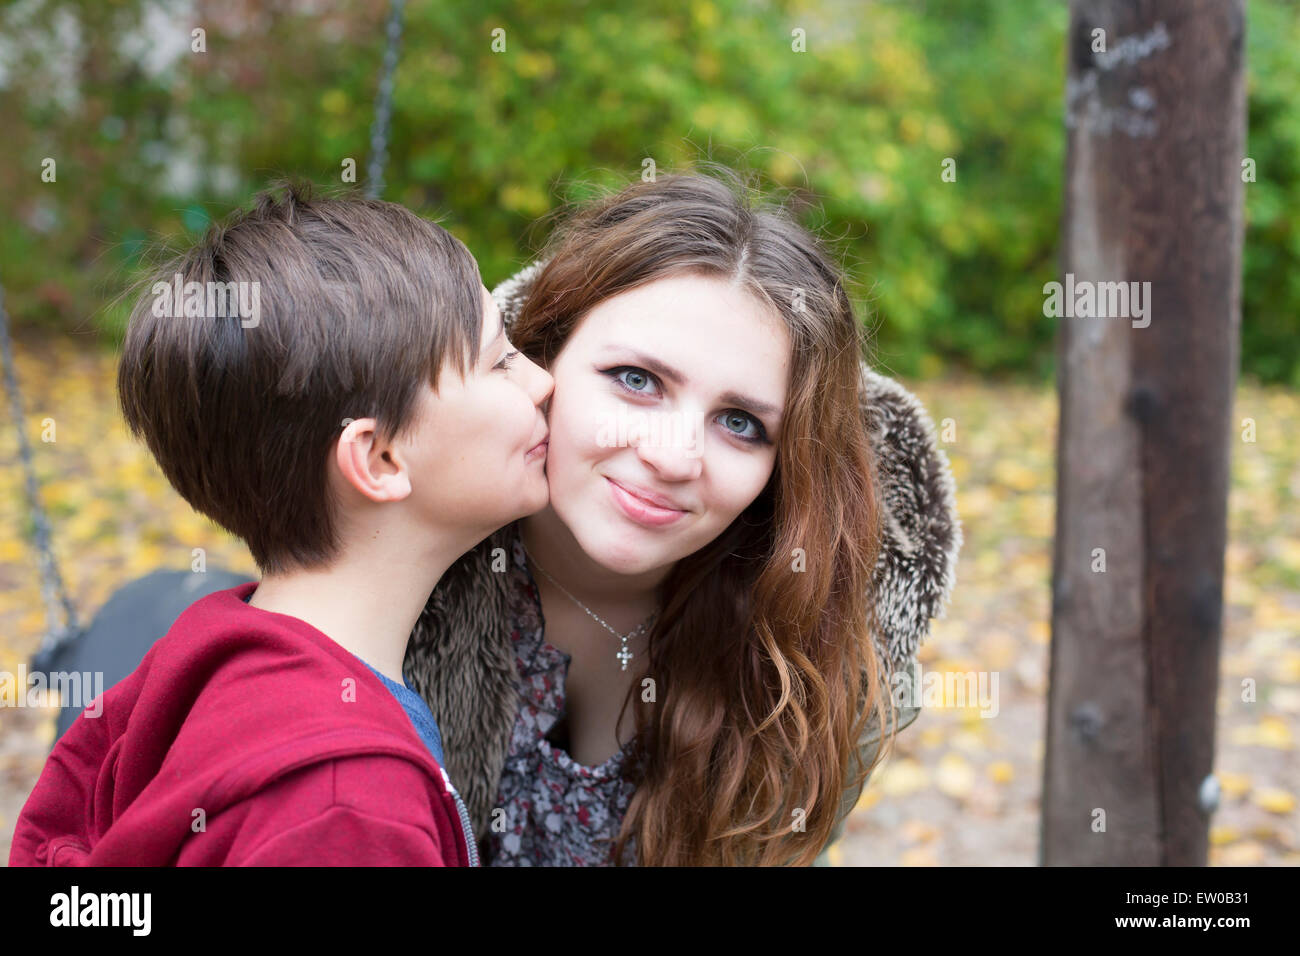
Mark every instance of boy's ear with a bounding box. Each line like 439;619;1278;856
334;417;412;503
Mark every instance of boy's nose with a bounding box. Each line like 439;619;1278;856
525;355;554;407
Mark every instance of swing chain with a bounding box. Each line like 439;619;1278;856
0;277;81;666
365;0;406;200
6;4;405;667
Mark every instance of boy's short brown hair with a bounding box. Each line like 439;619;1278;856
117;181;483;573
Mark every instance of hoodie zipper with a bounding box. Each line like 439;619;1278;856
439;767;479;867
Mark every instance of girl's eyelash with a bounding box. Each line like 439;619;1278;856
495;349;520;370
722;411;771;445
604;366;658;395
602;366;772;445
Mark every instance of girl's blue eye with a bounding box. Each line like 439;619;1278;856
614;368;653;392
604;366;662;397
720;411;764;442
495;349;520;371
603;366;770;446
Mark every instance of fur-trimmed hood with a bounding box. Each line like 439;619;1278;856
404;261;962;839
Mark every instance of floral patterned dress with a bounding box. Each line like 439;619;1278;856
482;527;639;866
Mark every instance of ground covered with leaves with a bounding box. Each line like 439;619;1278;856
2;337;1296;865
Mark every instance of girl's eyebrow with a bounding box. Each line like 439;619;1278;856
607;347;783;421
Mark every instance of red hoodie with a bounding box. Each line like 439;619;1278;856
9;583;474;866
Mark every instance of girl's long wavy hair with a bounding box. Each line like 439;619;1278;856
510;168;897;866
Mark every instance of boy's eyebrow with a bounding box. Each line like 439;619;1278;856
484;313;506;356
607;348;783;421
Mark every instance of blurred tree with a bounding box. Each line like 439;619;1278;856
1047;0;1243;865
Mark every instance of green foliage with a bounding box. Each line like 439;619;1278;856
1242;0;1300;387
1;0;1296;384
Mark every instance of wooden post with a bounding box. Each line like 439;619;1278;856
1044;0;1245;865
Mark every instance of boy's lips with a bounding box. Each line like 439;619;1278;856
525;434;549;460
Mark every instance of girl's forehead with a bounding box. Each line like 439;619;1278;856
580;276;785;338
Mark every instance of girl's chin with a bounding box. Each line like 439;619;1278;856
550;490;683;571
583;524;688;576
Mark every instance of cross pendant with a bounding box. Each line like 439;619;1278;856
616;645;633;671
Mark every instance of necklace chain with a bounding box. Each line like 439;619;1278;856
520;539;658;672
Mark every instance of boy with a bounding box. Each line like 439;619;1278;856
9;183;553;866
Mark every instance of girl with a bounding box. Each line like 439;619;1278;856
406;169;961;865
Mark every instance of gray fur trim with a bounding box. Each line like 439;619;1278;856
405;524;521;840
491;259;549;334
859;366;962;669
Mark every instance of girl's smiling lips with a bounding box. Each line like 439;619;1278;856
606;476;689;526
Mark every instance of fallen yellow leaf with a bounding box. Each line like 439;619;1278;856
1257;716;1294;750
993;460;1040;492
901;819;940;844
988;760;1015;784
1209;825;1240;846
877;758;930;797
935;752;975;799
1216;841;1266;865
854;787;883;813
1217;772;1251;798
918;726;945;749
900;846;940;866
1252;788;1296;814
1029;620;1051;645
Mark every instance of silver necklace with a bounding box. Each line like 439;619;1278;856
521;540;658;672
